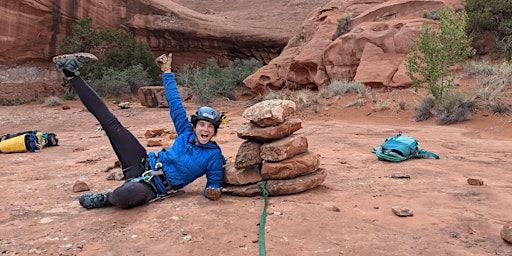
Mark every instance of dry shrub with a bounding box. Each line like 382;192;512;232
44;96;62;106
488;100;511;115
414;96;435;121
434;91;476;124
328;80;366;96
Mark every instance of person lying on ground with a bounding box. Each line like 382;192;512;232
52;52;226;209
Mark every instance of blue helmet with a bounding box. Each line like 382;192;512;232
191;106;222;130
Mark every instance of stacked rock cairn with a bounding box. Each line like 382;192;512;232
222;99;327;196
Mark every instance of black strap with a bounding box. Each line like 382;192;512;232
152;157;178;193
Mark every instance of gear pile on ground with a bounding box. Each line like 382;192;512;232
222;99;327;196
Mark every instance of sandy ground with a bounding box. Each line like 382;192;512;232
4;0;512;255
1;87;512;255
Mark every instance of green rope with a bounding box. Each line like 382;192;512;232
259;180;269;256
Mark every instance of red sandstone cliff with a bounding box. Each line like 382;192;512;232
0;0;466;101
0;0;329;101
243;0;467;94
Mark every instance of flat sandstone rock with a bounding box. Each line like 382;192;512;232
223;168;327;196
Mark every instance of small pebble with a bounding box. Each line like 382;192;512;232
391;206;413;217
467;178;484;186
118;102;130;109
501;223;512;244
72;181;89;192
387;172;410;179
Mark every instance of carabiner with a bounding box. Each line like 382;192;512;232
141;170;154;183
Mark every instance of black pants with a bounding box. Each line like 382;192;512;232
70;77;156;208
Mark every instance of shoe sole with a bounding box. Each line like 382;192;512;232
78;193;111;209
52;52;98;64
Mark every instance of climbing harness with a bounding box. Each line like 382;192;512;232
130;157;183;202
259;180;269;256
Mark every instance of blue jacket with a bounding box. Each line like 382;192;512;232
147;72;225;196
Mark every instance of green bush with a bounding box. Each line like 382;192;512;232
176;58;262;105
58;18;160;96
337;15;352;36
465;0;512;60
406;7;475;100
91;64;152;97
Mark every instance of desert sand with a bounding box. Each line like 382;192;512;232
1;85;512;255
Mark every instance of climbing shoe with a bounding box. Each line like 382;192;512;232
78;192;113;209
52;52;98;76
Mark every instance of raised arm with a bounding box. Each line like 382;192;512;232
156;53;192;135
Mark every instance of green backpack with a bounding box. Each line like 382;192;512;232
374;133;439;162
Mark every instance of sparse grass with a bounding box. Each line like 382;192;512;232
345;98;365;108
290;89;312;111
375;16;386;22
461;61;512;115
461;61;498;79
254;59;511;125
488;100;511;115
370;89;377;103
290;89;310;105
398;100;406;111
374;100;390;111
44;96;62;106
358;85;367;97
479;63;512;96
318;88;330;98
311;96;320;105
263;90;287;100
328;80;366;96
0;98;35;106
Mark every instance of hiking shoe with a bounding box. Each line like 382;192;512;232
52;52;98;76
78;192;113;209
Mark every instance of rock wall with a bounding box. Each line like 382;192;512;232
0;0;466;101
0;0;328;101
0;0;292;65
243;0;465;94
